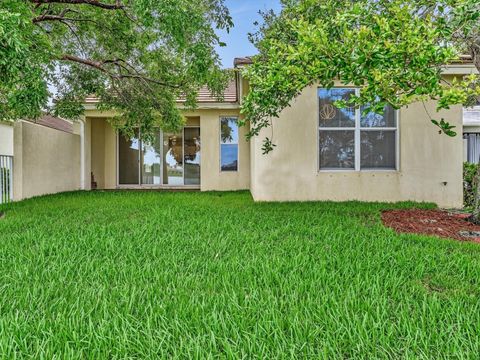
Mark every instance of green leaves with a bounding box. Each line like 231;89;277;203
0;0;232;137
431;119;457;137
242;0;480;152
0;7;50;121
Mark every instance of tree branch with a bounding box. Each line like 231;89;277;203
33;14;104;25
30;0;125;10
59;54;180;88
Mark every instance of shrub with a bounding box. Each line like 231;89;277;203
464;162;479;208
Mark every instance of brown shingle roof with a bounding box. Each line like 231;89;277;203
180;78;238;103
86;78;239;105
29;115;73;134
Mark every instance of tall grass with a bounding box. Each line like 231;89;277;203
0;191;479;358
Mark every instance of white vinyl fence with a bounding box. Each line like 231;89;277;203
0;155;13;204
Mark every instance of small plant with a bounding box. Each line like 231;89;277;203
464;162;479;209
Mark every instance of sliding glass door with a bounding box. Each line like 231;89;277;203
142;132;162;185
118;130;140;185
163;132;183;186
118;127;200;186
184;128;201;185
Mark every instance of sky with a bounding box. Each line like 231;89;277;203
216;0;282;68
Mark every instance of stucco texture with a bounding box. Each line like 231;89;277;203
13;121;81;200
84;78;463;208
90;118;116;189
85;109;250;191
189;109;250;191
249;85;463;208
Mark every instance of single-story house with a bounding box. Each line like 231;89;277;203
2;58;478;207
73;58;478;208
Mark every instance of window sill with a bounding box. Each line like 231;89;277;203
318;169;399;174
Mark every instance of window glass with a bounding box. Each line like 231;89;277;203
464;133;480;164
319;87;397;171
184;128;201;185
221;145;238;171
220;117;239;171
361;131;396;169
221;117;239;144
118;130;140;185
319;88;356;128
163;133;183;185
319;130;355;169
361;105;396;128
142;132;161;185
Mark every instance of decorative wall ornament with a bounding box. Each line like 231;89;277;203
320;104;337;121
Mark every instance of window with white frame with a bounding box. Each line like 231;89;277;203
220;117;239;171
318;88;397;170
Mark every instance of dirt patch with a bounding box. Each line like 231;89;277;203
0;212;4;220
382;209;480;243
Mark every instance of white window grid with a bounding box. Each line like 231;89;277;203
318;87;399;172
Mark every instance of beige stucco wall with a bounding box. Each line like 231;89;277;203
13;121;81;201
85;108;249;191
83;77;462;208
87;117;117;190
0;122;14;156
185;109;250;191
249;85;463;208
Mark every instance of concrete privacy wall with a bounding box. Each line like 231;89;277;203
0;123;14;156
13;121;81;201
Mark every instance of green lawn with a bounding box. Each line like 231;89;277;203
0;191;479;358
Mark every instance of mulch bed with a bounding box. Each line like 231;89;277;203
382;209;480;243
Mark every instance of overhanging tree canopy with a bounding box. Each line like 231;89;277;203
241;0;480;153
0;0;232;137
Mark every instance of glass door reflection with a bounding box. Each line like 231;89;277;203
184;128;201;185
163;132;183;185
142;132;161;185
118;129;140;185
118;127;201;187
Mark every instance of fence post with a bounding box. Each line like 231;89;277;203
0;156;3;205
9;157;13;202
0;155;13;204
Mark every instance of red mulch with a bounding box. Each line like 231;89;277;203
382;209;480;243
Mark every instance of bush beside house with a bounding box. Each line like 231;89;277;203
464;162;478;208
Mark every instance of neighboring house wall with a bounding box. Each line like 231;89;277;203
463;106;480;163
0;123;14;156
13;121;81;201
249;84;463;208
